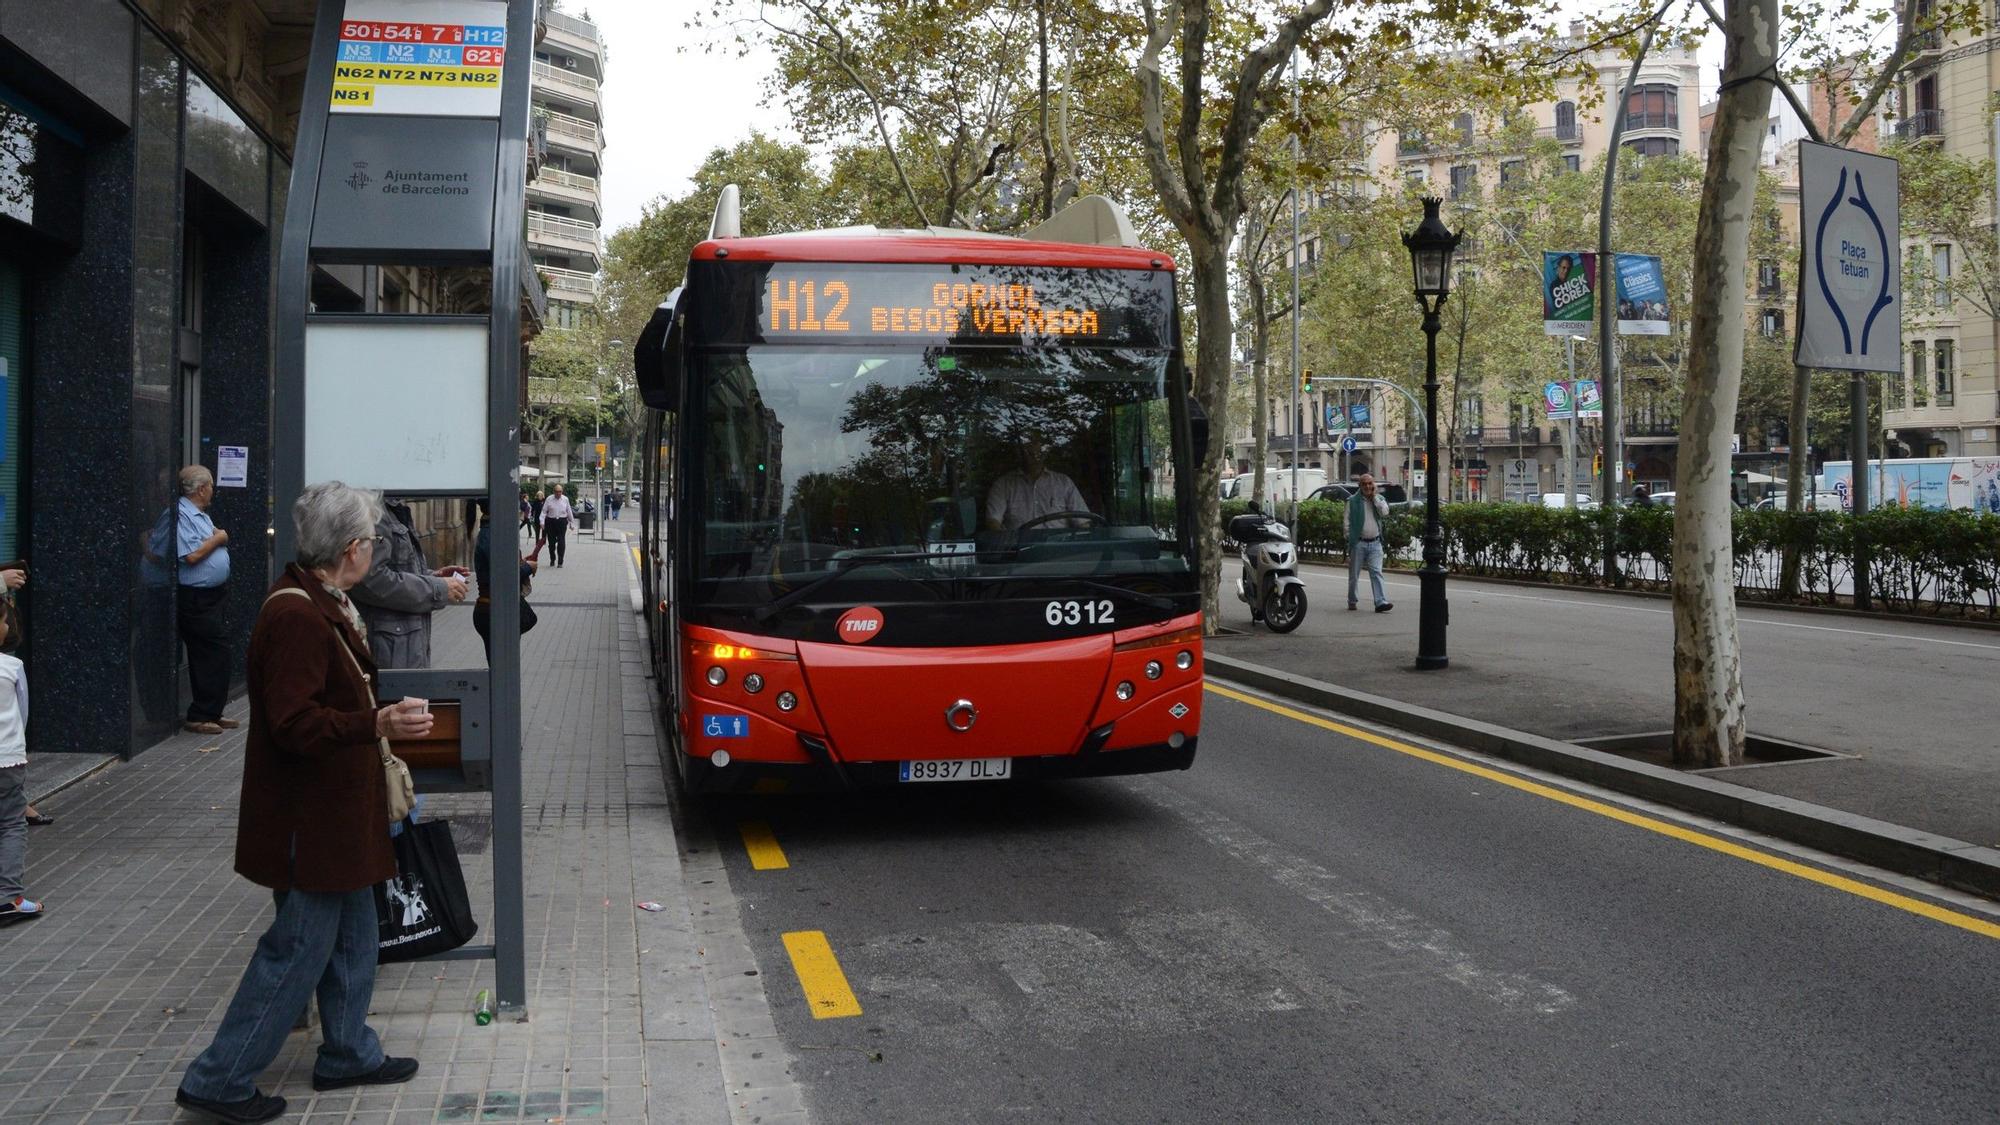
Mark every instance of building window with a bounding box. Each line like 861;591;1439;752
1404;167;1427;187
1625;83;1679;131
1562;154;1581;174
1887;363;1907;410
1455;112;1476;145
1458;393;1485;438
1554;100;1577;141
1910;342;1928;406
1935;338;1955;406
1449;164;1477;201
1760;308;1785;336
1933;244;1952;307
1757;260;1781;296
1622;136;1679;159
1499;159;1524;186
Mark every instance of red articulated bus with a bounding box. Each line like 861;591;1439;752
633;187;1207;793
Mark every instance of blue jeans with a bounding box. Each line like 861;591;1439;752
1348;539;1386;608
181;886;385;1100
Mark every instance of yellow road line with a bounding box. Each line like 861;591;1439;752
738;820;789;871
1204;682;2000;941
781;931;862;1018
630;546;641;568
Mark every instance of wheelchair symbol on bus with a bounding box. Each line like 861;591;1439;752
702;714;749;739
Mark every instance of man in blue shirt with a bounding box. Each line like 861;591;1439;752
174;465;235;735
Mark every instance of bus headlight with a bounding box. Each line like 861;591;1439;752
1115;681;1134;701
743;673;765;694
776;691;798;712
1175;650;1193;670
706;666;727;686
1144;661;1163;680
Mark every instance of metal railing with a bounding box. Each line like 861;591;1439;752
1894;109;1944;140
533;61;600;95
1535;122;1581;142
541;9;601;43
527;211;599;246
540;266;599;299
543;110;601;148
533;167;598;194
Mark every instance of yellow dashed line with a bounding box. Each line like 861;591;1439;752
781;931;862;1018
738;820;789;871
1204;682;2000;941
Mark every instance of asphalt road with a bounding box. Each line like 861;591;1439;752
698;688;2000;1124
1209;563;2000;847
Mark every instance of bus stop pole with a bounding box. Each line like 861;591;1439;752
486;0;535;1011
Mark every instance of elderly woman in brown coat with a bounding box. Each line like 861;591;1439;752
176;482;434;1125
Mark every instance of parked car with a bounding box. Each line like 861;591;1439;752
1754;491;1847;512
1534;492;1598;511
1307;483;1414;510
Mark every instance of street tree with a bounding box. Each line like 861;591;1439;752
1670;0;1777;769
524;325;601;484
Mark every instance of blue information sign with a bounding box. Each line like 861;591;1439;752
701;714;750;739
1340;436;1358;453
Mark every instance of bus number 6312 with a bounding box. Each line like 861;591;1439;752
1045;600;1114;626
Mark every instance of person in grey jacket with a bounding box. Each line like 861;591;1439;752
1345;475;1392;614
349;499;468;669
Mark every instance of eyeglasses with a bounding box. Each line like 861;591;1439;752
350;534;388;550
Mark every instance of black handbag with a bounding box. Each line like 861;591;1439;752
375;818;480;963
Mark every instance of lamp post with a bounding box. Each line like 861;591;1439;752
1402;197;1462;671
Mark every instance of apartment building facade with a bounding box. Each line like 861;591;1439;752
523;5;605;481
1235;42;1704;499
1881;23;2000;458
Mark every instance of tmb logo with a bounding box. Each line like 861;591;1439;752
836;605;884;644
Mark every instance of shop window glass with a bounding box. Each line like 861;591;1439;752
185;72;267;224
0;260;22;559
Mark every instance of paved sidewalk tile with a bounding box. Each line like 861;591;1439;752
0;532;733;1124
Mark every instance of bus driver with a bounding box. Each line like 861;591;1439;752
985;434;1090;531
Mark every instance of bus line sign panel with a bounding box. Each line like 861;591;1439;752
333;0;508;117
697;262;1175;349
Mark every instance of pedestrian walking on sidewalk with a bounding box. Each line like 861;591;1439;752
1346;474;1392;613
176;482;431;1125
519;493;534;538
0;600;43;927
541;482;574;568
172;465;237;735
349;498;468;670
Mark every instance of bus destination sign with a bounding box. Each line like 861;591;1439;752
713;263;1171;348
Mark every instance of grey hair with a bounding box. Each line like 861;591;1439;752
293;481;384;569
179;465;213;495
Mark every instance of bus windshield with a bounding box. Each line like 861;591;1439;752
689;344;1193;621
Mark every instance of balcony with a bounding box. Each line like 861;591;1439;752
543;110;602;154
530;166;600;214
540;265;599;304
1398;134;1434;158
534;61;601;107
527;210;600;257
1893;109;1944;141
541;9;602;56
1910;26;1943;55
1534;123;1581;144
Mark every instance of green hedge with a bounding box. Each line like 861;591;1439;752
1218;499;2000;620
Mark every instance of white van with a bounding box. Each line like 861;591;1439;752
1261;468;1328;508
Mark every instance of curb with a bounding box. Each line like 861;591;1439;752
1206;651;2000;900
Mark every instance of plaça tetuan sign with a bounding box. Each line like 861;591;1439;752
1796;140;1901;372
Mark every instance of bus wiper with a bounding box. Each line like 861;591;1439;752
1065;579;1177;611
753;549;1014;623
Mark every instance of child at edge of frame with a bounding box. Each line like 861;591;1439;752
0;599;41;925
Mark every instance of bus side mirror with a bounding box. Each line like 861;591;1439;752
634;287;684;411
1188;396;1210;464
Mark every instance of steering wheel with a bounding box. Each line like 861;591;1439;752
1016;510;1108;532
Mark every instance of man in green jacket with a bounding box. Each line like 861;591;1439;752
1346;475;1392;613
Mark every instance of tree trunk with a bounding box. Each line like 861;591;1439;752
1671;0;1775;769
1190;238;1234;634
1778;360;1811;597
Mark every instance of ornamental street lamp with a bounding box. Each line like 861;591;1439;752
1401;197;1462;671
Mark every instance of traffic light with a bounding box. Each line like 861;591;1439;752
1593;453;1602;475
1302;368;1314;393
595;442;607;469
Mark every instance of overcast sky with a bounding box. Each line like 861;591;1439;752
586;3;1762;241
589;1;792;235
